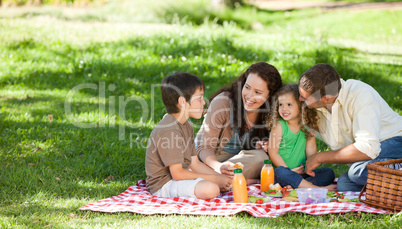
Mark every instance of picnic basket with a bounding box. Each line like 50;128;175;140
359;159;402;212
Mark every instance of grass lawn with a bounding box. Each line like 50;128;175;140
0;0;401;228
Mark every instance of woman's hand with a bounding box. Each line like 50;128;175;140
220;163;235;179
291;164;305;174
256;140;269;152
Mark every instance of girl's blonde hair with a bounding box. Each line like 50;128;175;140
266;84;319;139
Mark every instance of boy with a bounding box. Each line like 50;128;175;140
145;72;231;199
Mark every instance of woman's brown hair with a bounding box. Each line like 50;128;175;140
266;84;319;139
209;62;282;138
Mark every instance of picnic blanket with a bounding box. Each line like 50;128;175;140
78;180;389;217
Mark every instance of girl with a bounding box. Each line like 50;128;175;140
267;84;336;191
196;62;282;184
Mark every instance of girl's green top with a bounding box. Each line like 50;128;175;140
278;119;307;169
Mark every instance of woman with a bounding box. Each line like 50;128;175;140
196;62;282;183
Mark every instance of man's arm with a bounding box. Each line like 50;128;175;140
305;136;317;158
305;144;371;176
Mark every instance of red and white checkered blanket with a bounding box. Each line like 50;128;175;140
78;180;389;217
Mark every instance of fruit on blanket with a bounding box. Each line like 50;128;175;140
248;195;270;204
282;190;291;198
327;191;359;202
269;183;282;192
288;190;298;197
282;189;298;201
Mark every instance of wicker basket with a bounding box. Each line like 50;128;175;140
359;159;402;212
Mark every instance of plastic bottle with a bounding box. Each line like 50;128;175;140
232;168;248;203
260;160;274;192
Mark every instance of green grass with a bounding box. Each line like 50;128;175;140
1;0;402;228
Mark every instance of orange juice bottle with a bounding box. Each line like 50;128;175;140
260;160;274;192
232;168;248;203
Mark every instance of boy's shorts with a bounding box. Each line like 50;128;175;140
154;178;204;198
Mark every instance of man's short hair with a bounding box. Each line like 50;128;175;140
299;63;342;99
161;72;204;114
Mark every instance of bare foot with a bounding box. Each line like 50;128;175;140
297;180;337;191
246;178;259;185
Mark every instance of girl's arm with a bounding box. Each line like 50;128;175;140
268;123;288;168
305;136;317;159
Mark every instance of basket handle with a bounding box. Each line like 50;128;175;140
358;184;367;202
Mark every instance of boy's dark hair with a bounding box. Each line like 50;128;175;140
299;63;341;99
161;72;204;114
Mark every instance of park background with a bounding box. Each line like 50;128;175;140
0;0;401;227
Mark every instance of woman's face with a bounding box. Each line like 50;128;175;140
242;73;269;112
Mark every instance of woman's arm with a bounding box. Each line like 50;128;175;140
196;94;233;173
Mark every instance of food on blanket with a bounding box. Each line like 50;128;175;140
282;196;299;202
289;190;298;197
296;188;327;203
282;188;298;202
248;195;270;204
269;183;282;191
327;191;341;198
260;160;274;192
264;190;282;197
327;192;359;203
234;162;244;169
338;198;360;202
282;189;297;198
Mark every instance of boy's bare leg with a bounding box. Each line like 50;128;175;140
194;180;220;199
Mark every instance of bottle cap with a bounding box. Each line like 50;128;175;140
234;168;243;173
264;160;272;164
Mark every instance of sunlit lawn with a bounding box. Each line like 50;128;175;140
1;0;401;228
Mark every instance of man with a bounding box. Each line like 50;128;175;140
298;63;402;191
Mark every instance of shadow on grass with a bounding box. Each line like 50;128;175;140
1;33;401;208
0;116;152;204
156;1;317;30
3;36;401;109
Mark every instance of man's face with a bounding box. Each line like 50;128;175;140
298;87;326;109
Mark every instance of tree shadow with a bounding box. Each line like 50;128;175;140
1;30;401;207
